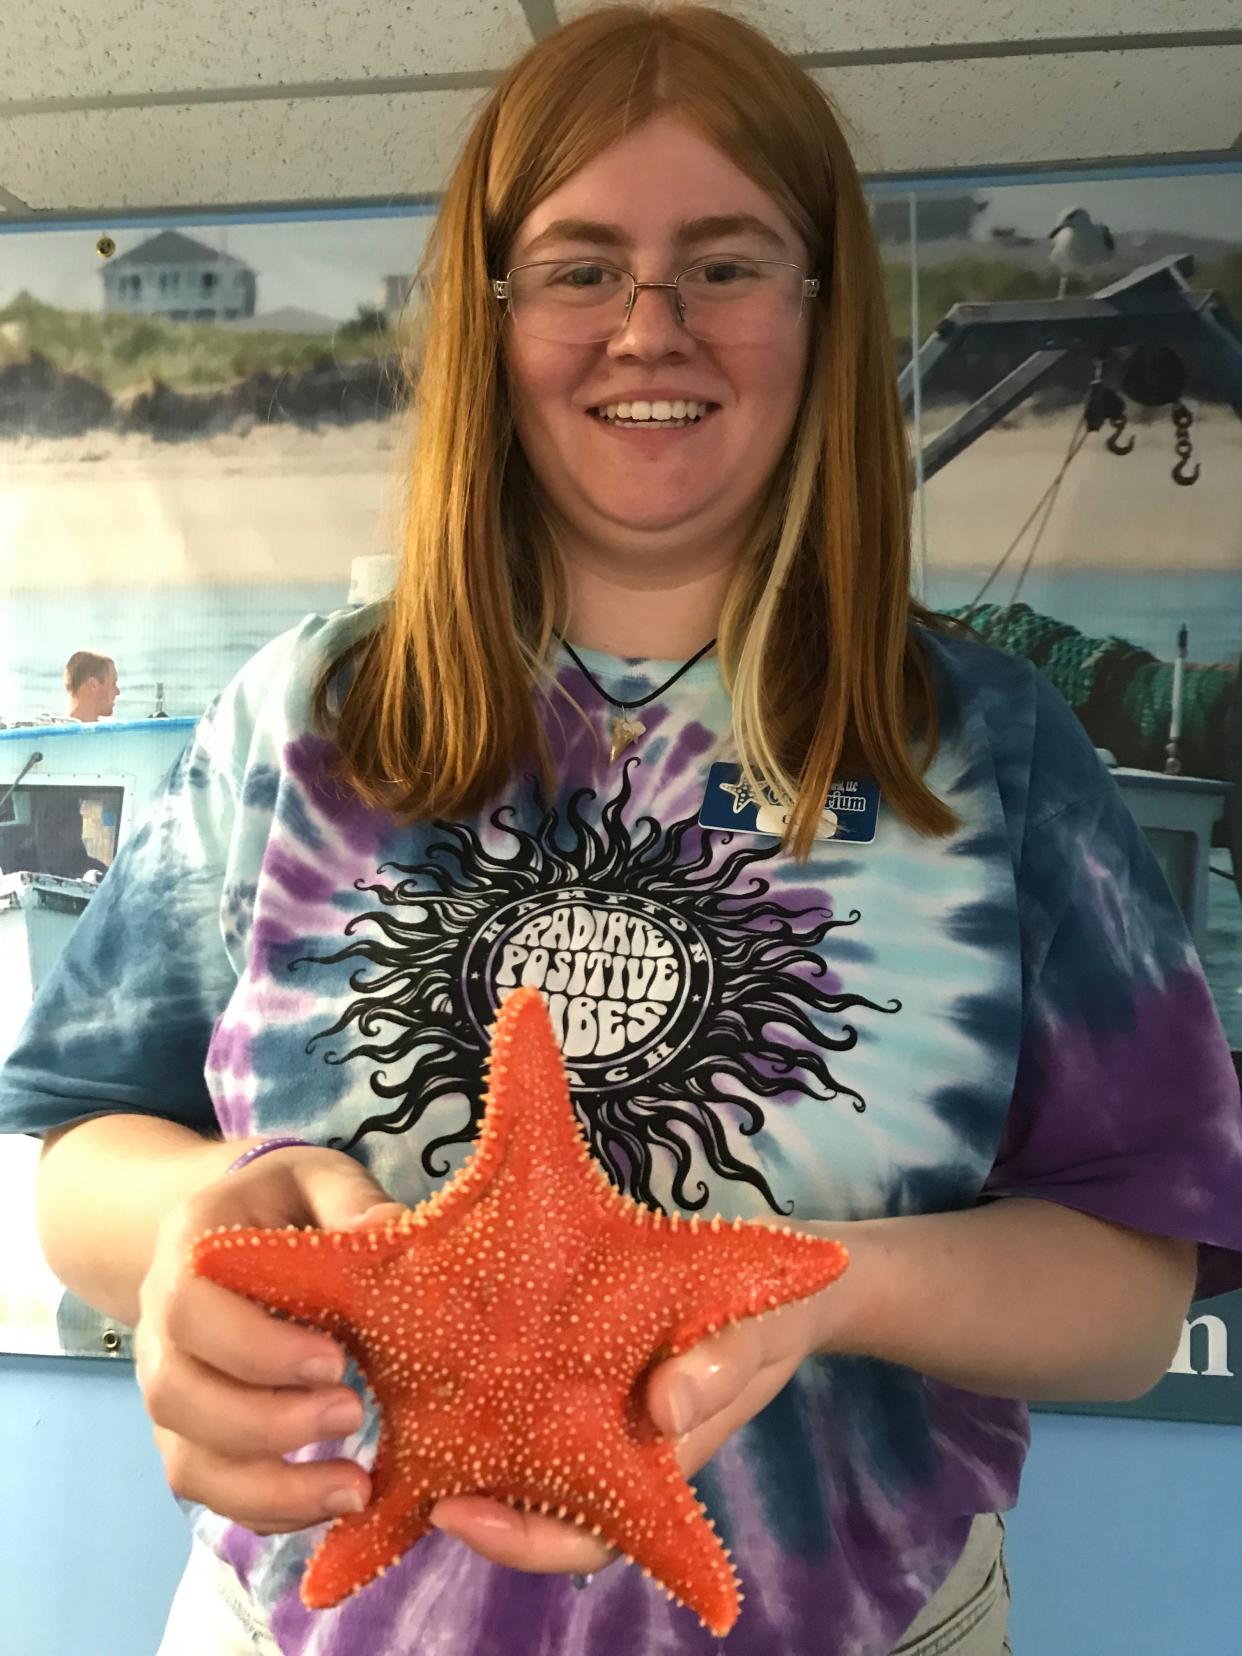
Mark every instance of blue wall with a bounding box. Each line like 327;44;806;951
3;1353;1240;1655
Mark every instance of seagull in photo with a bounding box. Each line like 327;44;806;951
1049;205;1116;296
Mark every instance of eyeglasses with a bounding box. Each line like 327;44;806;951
492;258;820;346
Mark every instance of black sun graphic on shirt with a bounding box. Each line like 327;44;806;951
289;761;899;1214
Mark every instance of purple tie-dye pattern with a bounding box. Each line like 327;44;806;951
662;714;717;780
988;968;1242;1294
203;1017;257;1136
283;733;394;856
5;608;1242;1656
545;664;687;781
205;1018;252;1086
263;843;341;909
210;1084;255;1140
217;1520;266;1591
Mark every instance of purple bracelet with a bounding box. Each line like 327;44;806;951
225;1136;315;1175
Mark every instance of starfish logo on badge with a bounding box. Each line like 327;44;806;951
719;778;763;814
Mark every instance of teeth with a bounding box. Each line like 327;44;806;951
595;398;711;424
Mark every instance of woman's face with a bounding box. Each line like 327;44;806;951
501;114;814;566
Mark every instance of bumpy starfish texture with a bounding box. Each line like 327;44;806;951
191;986;849;1635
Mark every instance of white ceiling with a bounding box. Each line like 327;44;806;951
2;1;1240;218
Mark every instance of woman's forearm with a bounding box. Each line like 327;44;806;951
36;1114;264;1325
812;1197;1197;1402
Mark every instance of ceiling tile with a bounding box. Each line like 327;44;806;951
5;1;532;103
0;90;490;213
817;48;1242;172
561;0;1242;53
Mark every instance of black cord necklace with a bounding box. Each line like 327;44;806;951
556;633;718;762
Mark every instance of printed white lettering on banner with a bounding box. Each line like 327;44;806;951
1168;1313;1235;1378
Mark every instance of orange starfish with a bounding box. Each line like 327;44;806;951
191;985;849;1635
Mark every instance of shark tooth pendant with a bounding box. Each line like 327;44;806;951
609;713;646;762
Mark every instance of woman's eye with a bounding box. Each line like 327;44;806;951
687;261;761;285
552;264;616;288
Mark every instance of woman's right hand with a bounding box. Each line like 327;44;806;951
134;1144;403;1535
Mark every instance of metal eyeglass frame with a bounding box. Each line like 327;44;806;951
491;258;821;340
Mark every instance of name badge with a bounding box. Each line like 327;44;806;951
698;761;879;844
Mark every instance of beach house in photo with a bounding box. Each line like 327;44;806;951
100;229;257;323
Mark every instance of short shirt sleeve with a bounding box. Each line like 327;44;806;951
983;680;1242;1300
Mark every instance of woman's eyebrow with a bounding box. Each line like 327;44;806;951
519;213;790;257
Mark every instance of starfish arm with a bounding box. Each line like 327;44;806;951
389;986;598;1239
525;1401;741;1636
191;1221;416;1333
301;1384;508;1606
590;1207;850;1357
589;1437;740;1636
301;1475;432;1609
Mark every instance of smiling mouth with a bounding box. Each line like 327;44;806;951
587;398;720;430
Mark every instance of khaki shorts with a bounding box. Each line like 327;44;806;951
159;1513;1012;1656
891;1513;1013;1656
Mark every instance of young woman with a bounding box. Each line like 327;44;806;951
4;7;1241;1654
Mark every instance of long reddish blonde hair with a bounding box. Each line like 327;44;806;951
315;2;959;855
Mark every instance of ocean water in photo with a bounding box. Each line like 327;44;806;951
0;579;349;722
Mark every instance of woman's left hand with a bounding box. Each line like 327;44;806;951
427;1289;826;1576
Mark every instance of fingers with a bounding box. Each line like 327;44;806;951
137;1274;369;1534
429;1496;617;1577
130;1151;404;1536
162;1275;346;1390
140;1299;371;1532
647;1299;818;1440
646;1321;757;1438
141;1344;363;1464
338;1201;410;1232
154;1424;370;1535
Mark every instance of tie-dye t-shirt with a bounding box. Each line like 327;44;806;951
4;602;1242;1656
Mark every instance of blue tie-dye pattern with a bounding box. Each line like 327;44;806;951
741;1373;836;1556
817;1357;939;1502
3;605;1241;1656
243;764;282;813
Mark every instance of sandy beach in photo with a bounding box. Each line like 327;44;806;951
1;410;1239;591
917;409;1241;573
0;419;413;592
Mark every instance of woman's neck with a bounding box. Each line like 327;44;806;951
562;554;734;661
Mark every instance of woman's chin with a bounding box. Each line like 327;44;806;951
585;490;727;537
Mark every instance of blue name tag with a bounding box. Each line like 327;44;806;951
698;761;880;844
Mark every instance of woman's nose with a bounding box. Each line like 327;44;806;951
606;284;694;359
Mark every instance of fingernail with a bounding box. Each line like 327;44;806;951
324;1487;366;1516
667;1375;701;1437
298;1355;343;1386
339;1209;379;1230
319;1399;363;1437
431;1506;514;1537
